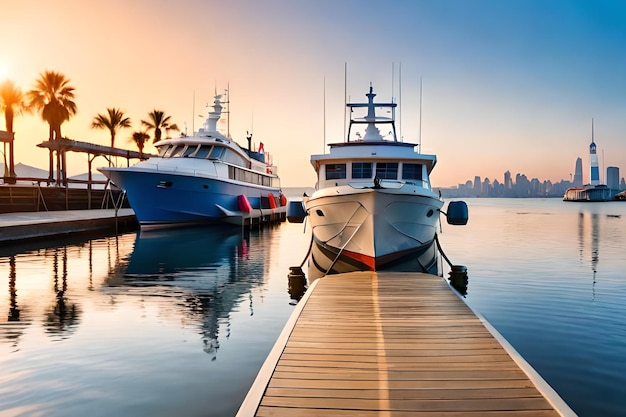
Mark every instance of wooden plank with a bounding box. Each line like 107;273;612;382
256;407;559;417
264;387;543;400
236;271;576;417
259;396;555;411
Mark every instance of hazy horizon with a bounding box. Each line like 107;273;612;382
2;0;625;187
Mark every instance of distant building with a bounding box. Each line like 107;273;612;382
607;167;619;190
473;176;482;195
589;121;600;186
504;170;512;189
573;157;583;187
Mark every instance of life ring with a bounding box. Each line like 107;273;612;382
279;193;287;206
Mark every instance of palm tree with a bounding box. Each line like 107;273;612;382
26;70;77;184
141;110;178;143
91;108;131;149
0;79;28;181
27;70;77;141
130;131;150;159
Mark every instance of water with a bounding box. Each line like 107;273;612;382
1;198;625;417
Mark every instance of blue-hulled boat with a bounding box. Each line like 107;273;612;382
99;93;286;228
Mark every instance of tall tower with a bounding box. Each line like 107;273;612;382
504;170;512;189
473;176;482;195
589;119;599;186
573;157;583;187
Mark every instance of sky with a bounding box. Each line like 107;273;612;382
1;0;625;187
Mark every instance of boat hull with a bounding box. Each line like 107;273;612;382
100;167;286;228
305;186;443;276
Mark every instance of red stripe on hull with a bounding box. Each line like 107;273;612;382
340;245;432;271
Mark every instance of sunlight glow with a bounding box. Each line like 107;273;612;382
0;63;8;81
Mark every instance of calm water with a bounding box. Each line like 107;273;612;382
1;198;625;417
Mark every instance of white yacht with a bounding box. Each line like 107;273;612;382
291;84;467;278
100;92;286;228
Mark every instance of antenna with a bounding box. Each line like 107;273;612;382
399;62;402;142
419;76;423;150
226;83;230;138
591;117;594;142
323;76;326;152
391;62;394;101
192;90;195;134
344;62;347;143
250;107;254;135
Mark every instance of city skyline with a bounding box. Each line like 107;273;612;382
442;163;625;198
1;1;626;187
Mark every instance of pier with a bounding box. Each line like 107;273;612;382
237;271;576;416
0;209;137;244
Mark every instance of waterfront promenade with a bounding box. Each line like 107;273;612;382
237;271;577;417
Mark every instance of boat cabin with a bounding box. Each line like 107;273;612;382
154;140;279;188
311;141;437;191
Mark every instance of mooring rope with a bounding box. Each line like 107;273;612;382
434;233;453;269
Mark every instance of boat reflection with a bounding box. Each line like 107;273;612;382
104;225;269;358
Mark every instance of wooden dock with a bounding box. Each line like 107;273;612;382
237;271;576;417
0;208;137;244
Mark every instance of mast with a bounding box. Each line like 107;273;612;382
391;62;394;103
344;62;347;144
225;83;230;138
419;76;423;150
399;62;402;142
192;90;195;135
323;76;326;152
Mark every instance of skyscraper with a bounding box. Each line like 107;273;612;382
589;120;600;186
607;167;619;190
473;176;482;194
573;157;583;187
504;170;512;189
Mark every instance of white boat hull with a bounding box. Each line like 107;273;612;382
305;185;443;274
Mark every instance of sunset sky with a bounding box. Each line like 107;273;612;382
1;0;625;187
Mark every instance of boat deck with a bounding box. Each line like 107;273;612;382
237;271;576;416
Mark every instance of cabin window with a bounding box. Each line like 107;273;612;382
402;163;423;180
222;149;247;167
163;146;179;158
375;162;398;180
157;145;169;157
325;164;347;180
183;145;199;157
209;146;226;159
352;162;372;179
194;145;212;159
170;146;186;158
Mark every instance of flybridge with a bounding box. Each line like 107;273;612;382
346;84;398;142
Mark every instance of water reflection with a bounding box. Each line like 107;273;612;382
8;256;18;321
45;248;81;338
578;210;601;297
104;226;270;359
